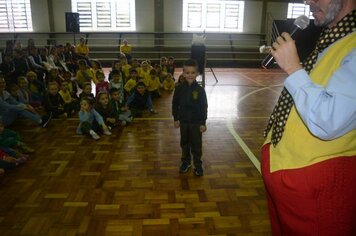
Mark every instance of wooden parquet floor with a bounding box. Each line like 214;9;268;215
0;68;286;236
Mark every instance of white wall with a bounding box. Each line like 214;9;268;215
31;0;50;32
244;1;263;34
52;0;72;32
32;0;288;34
266;2;288;21
164;0;183;32
135;0;155;32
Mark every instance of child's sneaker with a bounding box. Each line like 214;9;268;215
103;130;112;136
41;112;52;128
179;161;191;173
89;130;100;140
16;156;28;164
121;120;127;126
194;166;204;176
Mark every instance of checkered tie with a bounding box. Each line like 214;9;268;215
264;10;356;146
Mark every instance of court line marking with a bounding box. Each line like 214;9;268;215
227;120;261;173
226;86;278;174
237;73;282;95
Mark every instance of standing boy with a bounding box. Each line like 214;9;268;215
172;59;208;176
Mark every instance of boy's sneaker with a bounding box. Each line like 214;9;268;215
89;130;100;140
121;120;127;126
41;112;52;128
179;162;191;173
149;109;157;114
194;166;204;176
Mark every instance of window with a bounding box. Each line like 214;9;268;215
287;3;313;19
183;0;245;32
0;0;33;32
71;0;135;31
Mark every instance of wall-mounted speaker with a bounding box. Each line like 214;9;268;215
65;12;80;33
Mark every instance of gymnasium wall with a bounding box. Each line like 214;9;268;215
29;0;289;34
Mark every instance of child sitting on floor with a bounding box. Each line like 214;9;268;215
95;71;109;95
162;73;175;91
16;76;31;105
61;71;78;99
109;87;132;125
0;120;28;174
43;82;65;118
76;60;94;89
147;69;162;98
95;91;118;129
109;70;124;92
59;80;80;117
124;68;140;95
0;119;34;154
26;71;45;105
126;82;156;118
77;97;112;140
79;82;95;100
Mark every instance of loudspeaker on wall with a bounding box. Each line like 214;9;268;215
65;12;80;33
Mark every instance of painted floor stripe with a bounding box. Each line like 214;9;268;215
226;85;277;174
227;119;261;173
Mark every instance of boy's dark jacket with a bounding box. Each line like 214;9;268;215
172;80;207;125
95;103;117;121
127;89;150;109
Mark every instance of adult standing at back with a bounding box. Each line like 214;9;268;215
261;0;356;235
76;38;90;66
119;39;132;63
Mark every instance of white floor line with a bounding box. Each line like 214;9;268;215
227;119;261;173
226;86;277;174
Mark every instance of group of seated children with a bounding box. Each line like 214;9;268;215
0;38;188;177
74;55;180;140
1;37;183;141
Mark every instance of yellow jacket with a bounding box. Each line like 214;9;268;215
265;32;356;172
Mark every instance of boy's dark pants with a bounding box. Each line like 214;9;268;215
180;122;202;167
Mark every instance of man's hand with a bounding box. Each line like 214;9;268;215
271;32;303;75
174;120;180;128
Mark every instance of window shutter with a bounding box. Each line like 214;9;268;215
287;3;313;19
115;0;130;28
76;1;93;29
206;3;220;28
187;3;202;28
224;3;239;29
96;1;111;29
72;0;135;31
183;0;244;32
0;0;32;32
0;0;9;31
